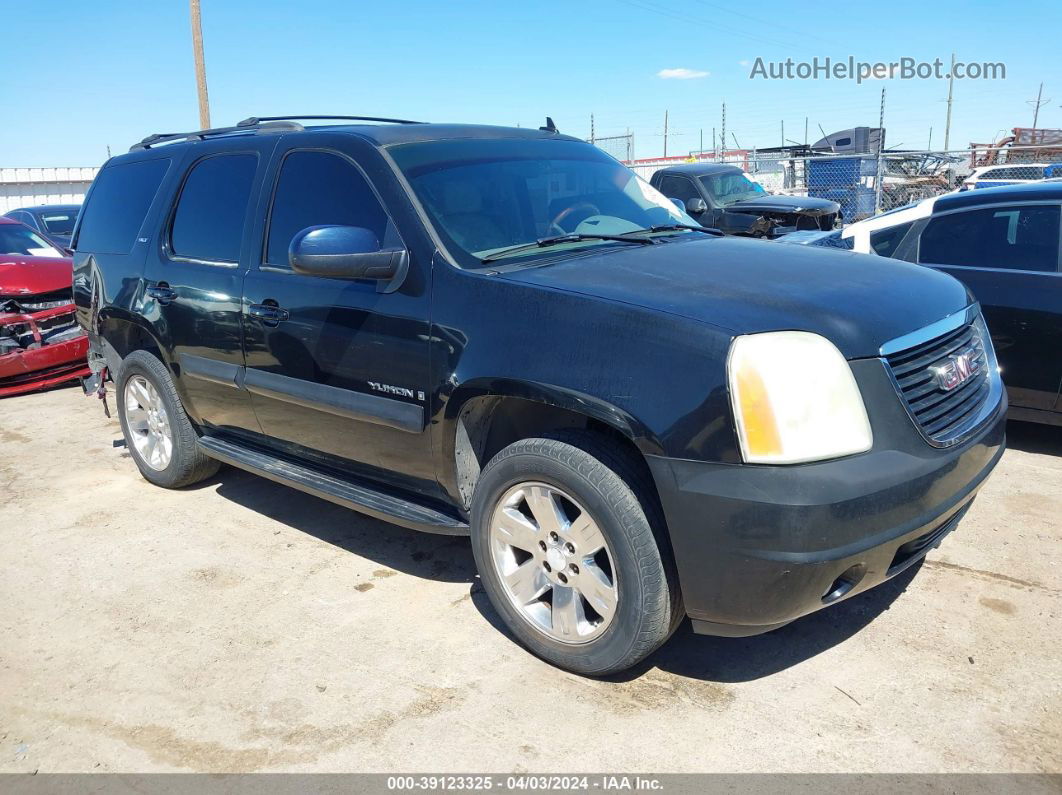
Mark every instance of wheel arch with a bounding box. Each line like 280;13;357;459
97;310;168;375
440;378;665;513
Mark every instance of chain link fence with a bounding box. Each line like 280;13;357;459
596;141;1062;222
591;133;635;164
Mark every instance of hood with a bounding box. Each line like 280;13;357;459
726;195;840;216
502;236;972;359
0;255;74;296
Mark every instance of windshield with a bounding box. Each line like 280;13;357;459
39;209;79;235
0;224;62;257
699;172;766;206
390;138;695;267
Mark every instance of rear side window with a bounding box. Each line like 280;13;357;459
869;221;914;257
76;159;169;254
919;205;1061;272
171;154;257;263
265;150;396;268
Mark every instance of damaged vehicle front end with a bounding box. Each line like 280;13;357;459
650;163;841;239
0;252;90;397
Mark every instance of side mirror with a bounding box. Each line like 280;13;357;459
289;225;407;289
685;197;708;216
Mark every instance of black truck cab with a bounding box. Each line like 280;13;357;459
73;116;1005;675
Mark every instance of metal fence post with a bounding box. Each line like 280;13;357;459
874;88;886;214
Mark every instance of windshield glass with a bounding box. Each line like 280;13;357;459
390;138;695;267
39;209;79;235
700;172;766;206
0;224;62;257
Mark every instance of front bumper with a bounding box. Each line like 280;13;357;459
647;357;1007;636
0;305;90;397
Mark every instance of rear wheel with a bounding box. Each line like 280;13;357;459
116;350;219;488
470;432;681;675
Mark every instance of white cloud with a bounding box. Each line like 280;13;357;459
738;60;750;67
657;67;709;80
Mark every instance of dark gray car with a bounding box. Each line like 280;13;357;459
3;204;81;250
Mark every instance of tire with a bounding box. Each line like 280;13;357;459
470;430;683;675
116;350;219;488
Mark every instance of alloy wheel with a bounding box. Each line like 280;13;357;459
124;375;173;471
488;482;618;644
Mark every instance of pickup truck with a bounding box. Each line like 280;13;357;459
73;115;1005;675
650;163;840;238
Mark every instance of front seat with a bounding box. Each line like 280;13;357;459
438;183;510;253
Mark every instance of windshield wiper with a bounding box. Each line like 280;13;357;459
619;224;723;237
480;233;655;263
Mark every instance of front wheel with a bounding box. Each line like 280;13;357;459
470;433;682;675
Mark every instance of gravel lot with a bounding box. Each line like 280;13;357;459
1;384;1059;773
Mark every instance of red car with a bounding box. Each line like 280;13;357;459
0;217;90;396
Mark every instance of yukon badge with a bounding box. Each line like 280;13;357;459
933;351;980;392
368;381;425;401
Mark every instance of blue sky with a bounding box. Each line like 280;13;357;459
1;0;1058;166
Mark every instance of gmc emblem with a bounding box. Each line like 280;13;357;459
934;351;980;392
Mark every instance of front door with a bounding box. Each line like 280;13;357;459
240;141;436;497
141;139;275;434
917;201;1062;411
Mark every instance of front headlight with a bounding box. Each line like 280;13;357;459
728;331;872;464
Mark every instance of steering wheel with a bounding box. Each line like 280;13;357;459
550;202;601;234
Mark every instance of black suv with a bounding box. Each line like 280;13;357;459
74;116;1006;675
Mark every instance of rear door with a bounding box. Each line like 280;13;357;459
916;201;1062;411
240;136;436;497
141;137;276;434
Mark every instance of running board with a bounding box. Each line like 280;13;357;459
197;436;469;536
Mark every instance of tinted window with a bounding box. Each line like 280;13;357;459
171;154;257;262
266;151;395;267
76;159;169;254
656;175;700;204
869;221;914;257
920;205;1060;272
40;210;79;234
0;224;61;256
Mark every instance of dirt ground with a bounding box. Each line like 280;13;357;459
1;383;1059;773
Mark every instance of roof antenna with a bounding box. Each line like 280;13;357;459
539;116;558;133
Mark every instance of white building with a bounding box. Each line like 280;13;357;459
0;167;100;213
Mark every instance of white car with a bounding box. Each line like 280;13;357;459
960;163;1062;191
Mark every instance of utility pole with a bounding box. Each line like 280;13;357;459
943;53;955;151
781;120;784;148
712;128;716;159
699;128;703;154
190;0;211;129
928;127;933;151
590;114;595;144
1028;82;1050;129
721;102;726;160
874;87;886;214
804;116;808;147
663;110;669;157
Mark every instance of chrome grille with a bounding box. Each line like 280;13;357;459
884;315;994;444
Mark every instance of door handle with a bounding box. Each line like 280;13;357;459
146;284;177;304
248;303;290;325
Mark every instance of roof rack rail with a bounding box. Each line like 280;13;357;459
129;119;304;152
236;115;424;127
